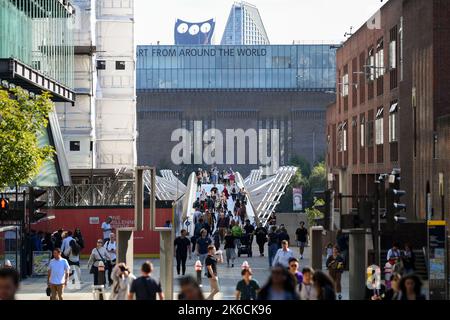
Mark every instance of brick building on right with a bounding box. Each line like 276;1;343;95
326;0;450;223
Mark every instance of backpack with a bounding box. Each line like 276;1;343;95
69;239;81;256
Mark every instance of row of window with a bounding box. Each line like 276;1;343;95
336;101;398;152
340;22;403;98
97;60;126;70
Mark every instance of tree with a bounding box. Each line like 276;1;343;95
0;88;55;189
305;197;325;227
308;162;327;194
289;155;311;178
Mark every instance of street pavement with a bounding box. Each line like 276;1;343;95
16;243;350;300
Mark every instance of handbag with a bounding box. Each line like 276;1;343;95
46;286;51;297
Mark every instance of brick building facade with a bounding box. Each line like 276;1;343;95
326;0;450;222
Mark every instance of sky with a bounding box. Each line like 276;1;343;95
135;0;386;45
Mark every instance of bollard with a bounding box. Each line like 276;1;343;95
311;226;324;270
195;260;202;287
97;261;106;300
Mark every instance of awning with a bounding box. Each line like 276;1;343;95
376;107;384;119
390;102;399;113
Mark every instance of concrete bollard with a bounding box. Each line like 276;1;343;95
348;229;367;300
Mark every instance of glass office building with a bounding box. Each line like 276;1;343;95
137;45;336;91
221;1;269;45
0;0;75;88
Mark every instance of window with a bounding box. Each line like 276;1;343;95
367;48;375;81
375;39;384;78
70;141;80;152
342;73;349;97
360;115;366;147
338;122;348;152
389;102;398;142
116;61;126;70
375;107;384;145
97;60;106;70
389;40;397;70
343;122;348;152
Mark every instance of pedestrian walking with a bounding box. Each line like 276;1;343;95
235;268;260;300
384;273;402;300
104;233;117;286
67;237;82;286
386;242;401;262
272;240;295;268
0;267;19;300
267;226;279;268
47;248;70;300
326;245;344;300
109;263;135;300
255;223;268;257
61;231;74;259
129;261;164;300
288;257;303;286
402;243;416;275
178;276;204;300
295;222;308;259
257;265;299;300
224;230;236;268
299;267;317;300
174;229;191;276
312;270;336;300
195;229;212;276
87;239;111;285
101;217;113;243
205;245;220;300
73;228;85;250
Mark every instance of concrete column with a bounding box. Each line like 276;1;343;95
117;229;134;269
159;230;174;300
311;226;324;270
348;229;367;300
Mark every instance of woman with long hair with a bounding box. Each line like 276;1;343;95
399;274;426;300
257;265;299;300
312;270;336;300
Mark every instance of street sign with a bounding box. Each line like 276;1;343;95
428;220;448;300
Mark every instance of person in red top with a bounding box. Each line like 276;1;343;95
223;185;229;199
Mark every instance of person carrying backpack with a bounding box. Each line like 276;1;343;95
68;238;81;285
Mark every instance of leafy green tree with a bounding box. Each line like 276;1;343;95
305;197;325;227
0;88;55;189
289;155;311;178
308;162;327;194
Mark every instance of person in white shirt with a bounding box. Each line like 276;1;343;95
104;233;117;286
101;217;113;242
272;240;295;268
47;248;70;300
61;231;74;258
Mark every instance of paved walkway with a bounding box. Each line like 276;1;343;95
17;243;350;300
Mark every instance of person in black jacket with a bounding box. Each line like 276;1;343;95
402;243;416;275
73;228;85;250
255;223;268;257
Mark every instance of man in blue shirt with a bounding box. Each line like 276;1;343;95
195;229;212;276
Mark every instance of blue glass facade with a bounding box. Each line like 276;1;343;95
137;45;336;90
